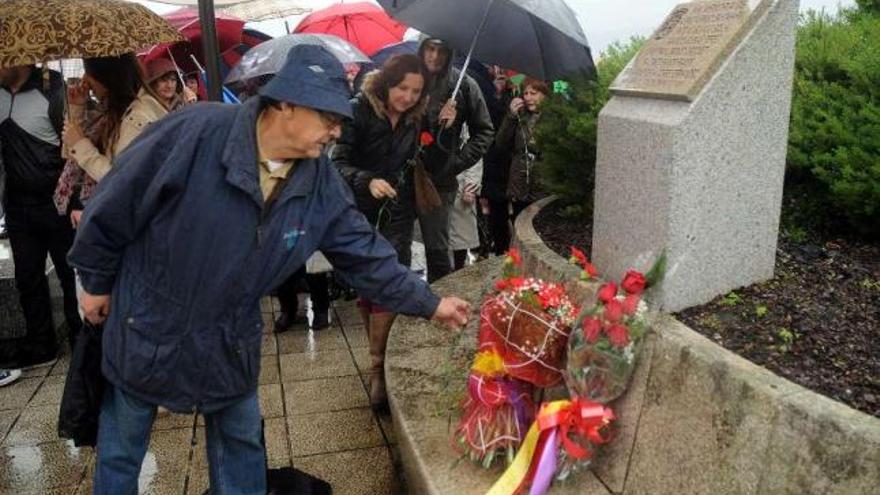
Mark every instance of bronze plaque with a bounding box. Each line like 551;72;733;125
611;0;772;101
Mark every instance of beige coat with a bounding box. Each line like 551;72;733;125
66;89;167;182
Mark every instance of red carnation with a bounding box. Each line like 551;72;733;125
495;279;509;291
623;293;640;315
420;131;434;147
505;248;522;267
582;317;602;343
621;270;647;295
569;246;589;267
604;299;624;323
606;324;630;348
597;282;617;304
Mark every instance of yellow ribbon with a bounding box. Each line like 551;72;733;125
471;349;506;377
485;401;570;495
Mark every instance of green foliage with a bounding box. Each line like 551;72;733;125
719;292;743;307
787;8;880;235
755;305;769;318
534;37;646;220
856;0;880;15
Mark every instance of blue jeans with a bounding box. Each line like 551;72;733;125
94;385;266;495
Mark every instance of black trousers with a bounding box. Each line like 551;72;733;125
276;267;330;315
3;201;82;365
486;198;512;256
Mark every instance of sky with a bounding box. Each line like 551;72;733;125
134;0;856;56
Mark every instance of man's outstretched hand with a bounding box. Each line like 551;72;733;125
432;297;471;330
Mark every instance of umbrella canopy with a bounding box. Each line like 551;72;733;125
225;33;370;85
294;2;408;56
377;0;595;81
142;8;249;76
147;0;251;5
221;0;312;22
0;0;183;69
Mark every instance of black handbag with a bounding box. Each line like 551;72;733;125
57;320;105;447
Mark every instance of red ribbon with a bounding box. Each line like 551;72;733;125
536;399;615;460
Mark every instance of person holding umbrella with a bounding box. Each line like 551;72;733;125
69;45;470;493
145;58;198;111
416;37;494;283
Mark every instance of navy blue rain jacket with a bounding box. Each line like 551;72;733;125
68;98;440;412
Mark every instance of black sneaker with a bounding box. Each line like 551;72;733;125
311;311;330;331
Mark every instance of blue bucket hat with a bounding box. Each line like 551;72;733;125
259;44;353;119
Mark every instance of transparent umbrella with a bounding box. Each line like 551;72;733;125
221;0;312;22
225;33;371;85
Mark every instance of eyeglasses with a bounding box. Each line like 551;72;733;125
318;111;344;128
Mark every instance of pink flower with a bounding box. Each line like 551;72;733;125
606;324;630;348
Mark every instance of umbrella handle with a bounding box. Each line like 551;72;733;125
438;0;495;145
450;0;495;101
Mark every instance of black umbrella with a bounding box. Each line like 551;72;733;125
378;0;595;100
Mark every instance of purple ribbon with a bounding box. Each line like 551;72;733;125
529;428;558;495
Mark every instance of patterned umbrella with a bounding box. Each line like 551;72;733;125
221;0;312;22
0;0;183;69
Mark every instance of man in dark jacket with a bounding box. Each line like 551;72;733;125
0;65;81;371
70;45;470;494
417;38;494;282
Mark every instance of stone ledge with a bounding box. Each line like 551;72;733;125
385;195;878;494
513;196;880;494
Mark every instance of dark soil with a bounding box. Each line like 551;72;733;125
532;201;593;257
533;199;880;418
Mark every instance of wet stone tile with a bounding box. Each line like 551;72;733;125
261;333;278;356
29;375;67;406
277;328;348;355
20;362;53;379
342;324;368;349
293;446;394;495
283;376;368;416
4;404;61;446
0;440;90;493
137;428;192;495
259;384;284;419
0;410;19;445
152;410;195;431
279;350;358;382
259;355;280;385
49;354;71;376
288;408;384;457
0;378;41;411
264;417;290;469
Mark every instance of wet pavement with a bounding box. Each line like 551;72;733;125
0;297;407;494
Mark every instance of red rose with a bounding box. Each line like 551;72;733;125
420;131;434;147
606;324;630;348
569;246;589;267
604;299;624;323
621;270;646;295
583;262;598;278
597;282;617;304
495;279;509;291
622;293;640;315
505;248;522;267
582;317;602;343
509;277;525;288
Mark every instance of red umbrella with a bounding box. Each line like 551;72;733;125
142;7;245;72
293;1;407;56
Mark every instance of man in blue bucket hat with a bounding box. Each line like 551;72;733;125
69;45;471;494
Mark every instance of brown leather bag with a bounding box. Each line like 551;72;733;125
413;160;442;213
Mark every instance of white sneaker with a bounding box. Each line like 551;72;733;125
0;369;22;387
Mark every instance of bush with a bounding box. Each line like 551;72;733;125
787;8;880;235
534;37;645;220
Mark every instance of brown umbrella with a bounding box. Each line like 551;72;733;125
0;0;184;69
